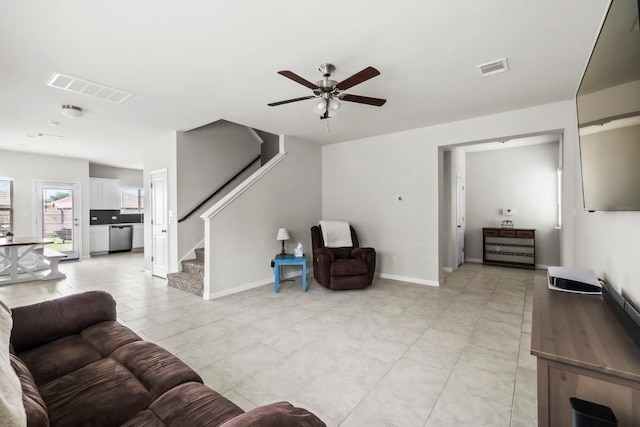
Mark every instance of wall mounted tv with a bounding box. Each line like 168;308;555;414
576;0;640;211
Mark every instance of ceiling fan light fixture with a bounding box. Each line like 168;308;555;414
327;98;341;117
61;105;83;118
313;99;328;116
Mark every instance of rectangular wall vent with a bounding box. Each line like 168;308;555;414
477;58;509;77
46;72;133;104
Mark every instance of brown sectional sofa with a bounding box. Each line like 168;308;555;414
1;291;325;427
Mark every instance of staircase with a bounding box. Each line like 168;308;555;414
167;248;204;297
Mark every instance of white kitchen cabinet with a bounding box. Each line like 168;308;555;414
90;178;120;210
132;224;144;249
90;225;109;254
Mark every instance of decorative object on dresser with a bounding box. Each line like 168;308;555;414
482;227;535;269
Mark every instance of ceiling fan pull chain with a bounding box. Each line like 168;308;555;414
326;120;331;133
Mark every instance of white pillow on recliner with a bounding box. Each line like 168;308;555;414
0;300;27;427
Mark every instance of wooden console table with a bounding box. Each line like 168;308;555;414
531;276;640;426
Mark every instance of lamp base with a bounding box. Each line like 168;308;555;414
280;240;286;254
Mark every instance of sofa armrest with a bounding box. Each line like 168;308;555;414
11;291;117;353
220;401;326;427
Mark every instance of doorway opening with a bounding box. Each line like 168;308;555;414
35;181;81;260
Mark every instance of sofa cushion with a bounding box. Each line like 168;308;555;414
10;355;48;427
219;401;326;427
0;299;26;427
81;321;141;356
18;334;103;385
10;291;117;353
39;357;153;426
111;340;203;400
330;259;368;276
147;382;244;426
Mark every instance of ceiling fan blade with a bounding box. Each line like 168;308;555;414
277;71;319;90
268;95;316;107
341;94;387;107
335;66;380;91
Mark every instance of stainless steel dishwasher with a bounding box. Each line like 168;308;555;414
109;225;133;253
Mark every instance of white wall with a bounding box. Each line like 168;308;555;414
206;136;322;298
322;100;579;285
143;132;178;273
465;142;560;267
573;79;640;306
89;164;143;188
0;150;90;257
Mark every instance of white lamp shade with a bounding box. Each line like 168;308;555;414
276;228;290;241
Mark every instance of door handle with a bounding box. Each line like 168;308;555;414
161;229;167;233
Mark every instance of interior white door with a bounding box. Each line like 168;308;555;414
35;181;81;260
456;175;465;266
150;170;168;278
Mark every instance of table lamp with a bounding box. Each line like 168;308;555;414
276;228;290;254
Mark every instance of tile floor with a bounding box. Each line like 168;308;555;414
0;252;540;426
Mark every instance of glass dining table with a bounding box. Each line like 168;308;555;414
0;237;59;285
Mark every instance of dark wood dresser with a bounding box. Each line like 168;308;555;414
531;276;640;426
482;227;535;269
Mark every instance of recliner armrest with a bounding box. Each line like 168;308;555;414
314;248;336;262
351;247;375;261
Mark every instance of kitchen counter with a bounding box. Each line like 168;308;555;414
90;223;143;254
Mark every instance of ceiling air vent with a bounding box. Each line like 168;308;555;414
477;58;509;77
46;72;134;104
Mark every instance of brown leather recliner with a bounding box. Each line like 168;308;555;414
311;225;376;290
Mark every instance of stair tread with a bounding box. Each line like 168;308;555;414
182;259;204;265
167;271;203;280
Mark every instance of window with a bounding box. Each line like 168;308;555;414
121;188;144;213
0;178;13;235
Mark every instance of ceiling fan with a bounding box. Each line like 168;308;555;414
268;63;386;119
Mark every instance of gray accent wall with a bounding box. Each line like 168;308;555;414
176;120;261;260
465;141;561;267
207;136;321;296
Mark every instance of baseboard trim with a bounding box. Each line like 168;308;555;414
204;269;314;300
376;273;439;287
465;258;483;264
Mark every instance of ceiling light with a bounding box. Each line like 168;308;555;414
61;105;83;118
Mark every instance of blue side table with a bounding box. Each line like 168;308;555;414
273;253;307;293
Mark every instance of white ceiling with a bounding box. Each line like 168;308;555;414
0;1;610;169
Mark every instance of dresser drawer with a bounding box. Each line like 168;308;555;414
499;230;516;237
517;230;535;238
483;229;500;237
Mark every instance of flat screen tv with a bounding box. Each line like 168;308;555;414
576;0;640;211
